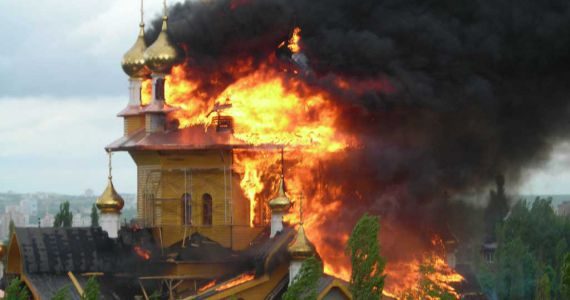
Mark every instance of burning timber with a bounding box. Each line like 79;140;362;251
0;0;490;299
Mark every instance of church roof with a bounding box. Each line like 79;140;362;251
25;274;88;300
106;126;254;151
246;226;296;276
14;227;116;274
168;233;242;263
313;274;351;299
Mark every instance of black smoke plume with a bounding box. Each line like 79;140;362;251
147;0;570;264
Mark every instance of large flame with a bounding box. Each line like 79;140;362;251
215;273;255;291
139;27;462;297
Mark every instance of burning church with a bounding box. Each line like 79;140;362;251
1;1;357;299
11;0;569;297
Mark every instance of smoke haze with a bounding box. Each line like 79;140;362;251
147;0;570;273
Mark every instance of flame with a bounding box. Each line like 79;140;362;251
141;79;152;105
133;246;151;260
215;273;255;291
198;280;217;292
288;27;302;54
136;26;461;296
382;236;464;298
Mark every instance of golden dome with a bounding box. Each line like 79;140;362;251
269;176;291;213
121;23;151;78
144;15;180;74
96;177;125;214
288;224;315;260
0;243;6;260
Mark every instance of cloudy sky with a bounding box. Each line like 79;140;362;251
0;0;569;196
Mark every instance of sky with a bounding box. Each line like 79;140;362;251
0;0;569;196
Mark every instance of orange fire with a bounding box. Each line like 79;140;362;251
139;27;461;297
198;279;217;293
215;273;255;291
386;256;464;299
133;246;151;260
382;236;464;298
141;79;152;105
288;27;302;54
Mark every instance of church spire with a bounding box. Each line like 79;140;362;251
143;0;180;75
287;194;316;285
121;0;150;79
96;152;124;238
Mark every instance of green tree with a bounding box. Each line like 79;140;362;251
561;253;570;299
52;286;70;300
494;236;537;299
283;256;322;300
81;276;100;300
149;290;161;300
5;277;31;300
54;201;73;228
400;256;456;300
536;272;551;300
90;204;99;227
420;263;455;300
346;214;385;299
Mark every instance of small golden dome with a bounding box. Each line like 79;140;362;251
269;176;291;213
288;224;315;260
0;243;6;260
122;23;151;78
96;178;125;214
144;15;180;74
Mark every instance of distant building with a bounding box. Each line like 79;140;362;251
40;213;55;228
20;198;38;217
0;205;28;240
557;201;570;216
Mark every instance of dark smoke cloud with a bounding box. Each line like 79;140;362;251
148;0;570;252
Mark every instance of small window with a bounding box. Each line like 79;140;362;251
181;193;192;225
202;193;213;225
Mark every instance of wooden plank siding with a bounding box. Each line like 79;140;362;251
124;115;145;136
131;149;265;250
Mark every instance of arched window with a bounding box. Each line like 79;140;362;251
202;193;213;225
181;193;192;225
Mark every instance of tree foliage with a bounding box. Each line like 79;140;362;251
90;203;99;227
81;276;100;300
52;286;71;300
482;197;570;299
5;277;30;300
535;272;551;300
346;214;385;299
561;253;570;299
54;201;73;227
149;290;161;300
283;256;322;300
401;256;456;300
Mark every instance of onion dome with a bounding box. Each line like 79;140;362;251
144;14;180;74
96;177;125;214
96;153;124;214
288;224;315;260
121;22;151;78
269;175;291;213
